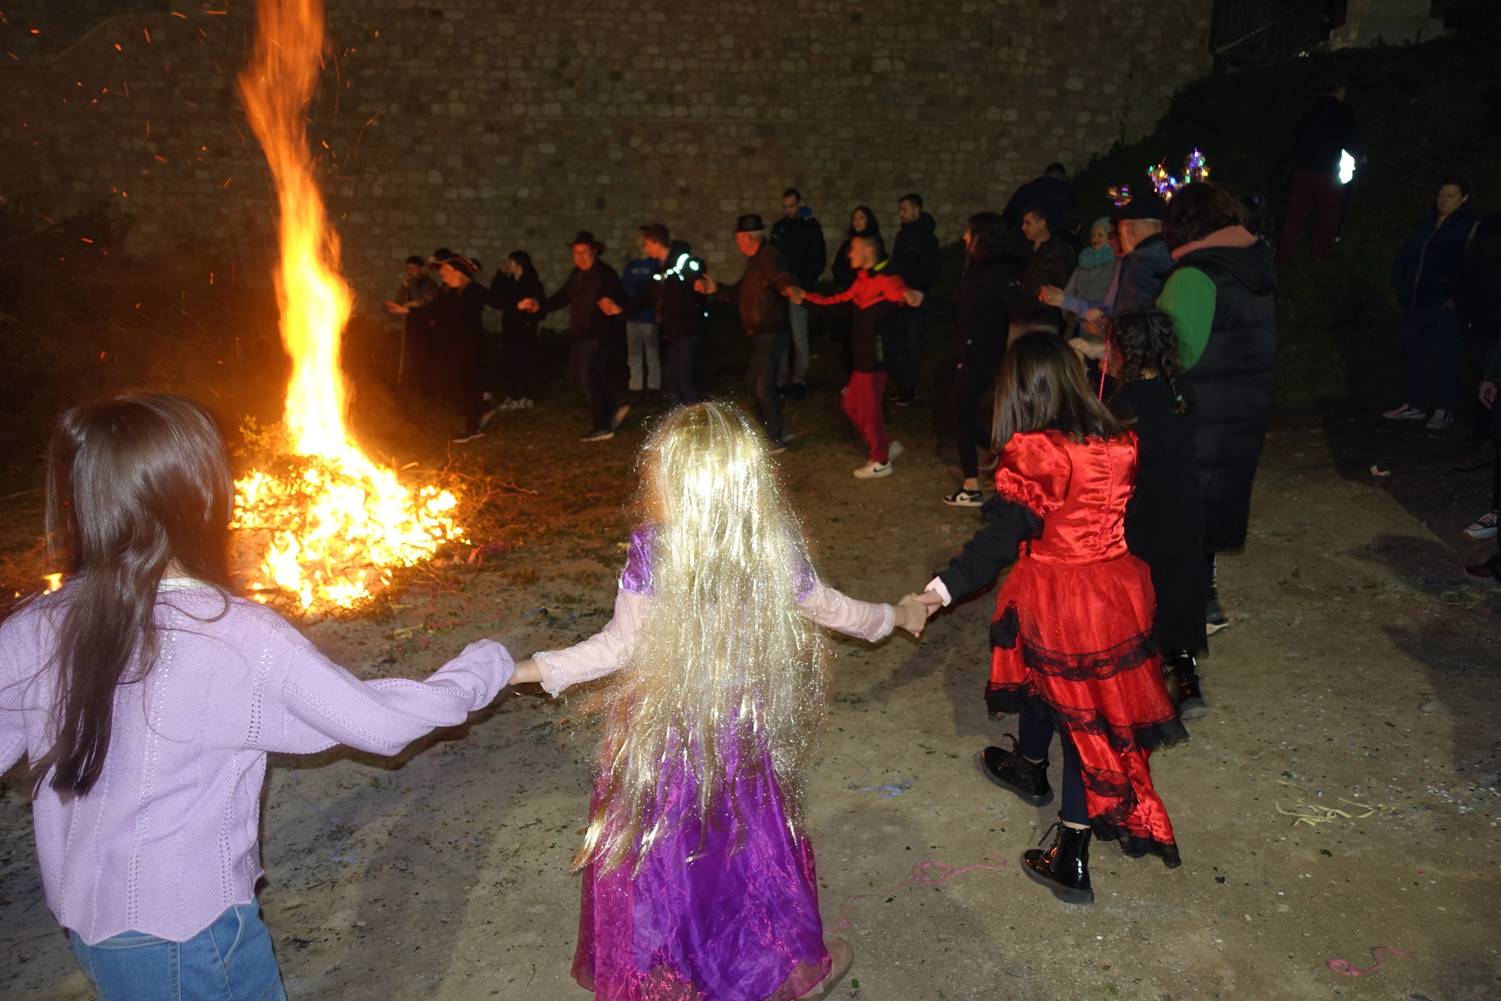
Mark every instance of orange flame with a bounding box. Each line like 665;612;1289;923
231;0;462;612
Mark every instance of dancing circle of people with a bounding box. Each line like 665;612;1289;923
2;170;1282;1001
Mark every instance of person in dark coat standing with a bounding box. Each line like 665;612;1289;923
695;214;803;451
1276;81;1360;265
1007;209;1077;337
1108;308;1208;718
520;232;629;442
887;193;941;405
1002;163;1081;245
385;255;439;398
600;225;709;406
487;251;544;410
1157;182;1278;638
770;189;827;398
916;212;1026;507
1383;177;1479;431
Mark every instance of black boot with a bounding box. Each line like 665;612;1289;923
1023;823;1094;904
1164;650;1208;721
978;738;1053;806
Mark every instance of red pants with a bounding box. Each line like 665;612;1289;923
1277;169;1343;263
842;370;890;463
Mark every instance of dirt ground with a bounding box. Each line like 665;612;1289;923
2;351;1499;1001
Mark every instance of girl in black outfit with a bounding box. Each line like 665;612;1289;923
392;253;493;442
489;251;545;409
1107;308;1208;717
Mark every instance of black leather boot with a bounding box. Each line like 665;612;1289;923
1164;650;1208;721
1023;823;1094;904
978;738;1053;806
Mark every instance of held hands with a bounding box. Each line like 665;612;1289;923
518;297;541;313
383;300;409;316
598;297;622;316
693;275;717;295
903;288;925;308
1039;286;1064;307
784;286;807;305
511;658;542;685
894;593;934;637
1082;307;1106;335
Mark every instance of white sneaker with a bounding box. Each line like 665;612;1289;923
1382;403;1426;421
887;441;906;460
451;431;485;444
1424;408;1455;430
853;461;892;479
1464;510;1499;541
611;403;631;430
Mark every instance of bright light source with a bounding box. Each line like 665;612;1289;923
1338;149;1356;185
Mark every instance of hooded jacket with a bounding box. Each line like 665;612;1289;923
1167;233;1278;553
1392;205;1480;311
771;209;828;289
891;212;941;293
920;250;1025;366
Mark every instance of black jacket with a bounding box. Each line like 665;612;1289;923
890;212;940;293
921;250;1023;365
1007;237;1077;329
540;261;626;341
488;269;544;339
620;241;709;340
1176;243;1278;553
1109;378;1206;653
1001;175;1080;236
771;214;828;289
1290;94;1359;174
713;241;797;336
1392;206;1480;311
428;279;493;346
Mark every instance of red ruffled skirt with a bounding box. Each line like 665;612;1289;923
987;551;1186;865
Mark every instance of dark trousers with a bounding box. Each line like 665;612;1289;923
882;309;926;398
953;351;1003;480
499;329;540;401
400;328;441;398
439;337;484;434
1403;306;1463;412
747;330;789;444
1018;705;1086;825
1277;169;1343;263
664;336;701;406
568;339;615;432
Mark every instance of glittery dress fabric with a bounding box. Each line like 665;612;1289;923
986;431;1186;865
571;525;828;1000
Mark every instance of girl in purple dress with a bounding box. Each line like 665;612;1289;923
513;402;925;1001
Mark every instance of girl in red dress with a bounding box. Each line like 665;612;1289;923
914;334;1187;904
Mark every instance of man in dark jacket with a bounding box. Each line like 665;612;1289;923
385;255;438;398
695;214;801;450
1276;81;1359;264
520;231;629;441
600;224;708;406
1002;163;1080;244
1384;177;1479;430
1007;209;1077;335
888;193;941;405
771;188;827;398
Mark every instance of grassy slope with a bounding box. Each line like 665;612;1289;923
1070;22;1501;413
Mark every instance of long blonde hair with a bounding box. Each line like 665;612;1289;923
576;402;829;874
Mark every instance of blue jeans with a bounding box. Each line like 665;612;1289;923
70;903;287;1001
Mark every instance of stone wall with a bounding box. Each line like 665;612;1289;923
0;0;1211;302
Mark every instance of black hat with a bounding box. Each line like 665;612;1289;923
568;230;604;252
1110;192;1168;222
734;213;766;233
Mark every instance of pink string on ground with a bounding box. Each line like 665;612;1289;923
830;859;1009;932
1326;946;1411;976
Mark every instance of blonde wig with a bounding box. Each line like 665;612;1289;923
576;402;829;874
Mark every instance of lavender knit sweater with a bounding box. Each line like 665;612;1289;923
0;582;514;945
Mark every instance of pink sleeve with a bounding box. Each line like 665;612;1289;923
993;432;1072;518
255;629;515;755
533;588;648;697
798;579;894;642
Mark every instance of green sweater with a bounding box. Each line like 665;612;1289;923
1156;267;1216;371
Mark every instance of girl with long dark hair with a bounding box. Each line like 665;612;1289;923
1107;309;1208;717
0;394;516;1000
490;249;545;410
912;335;1186;904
